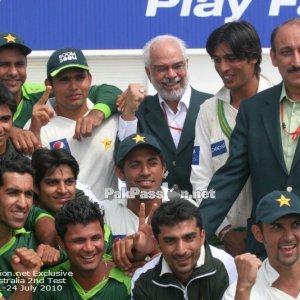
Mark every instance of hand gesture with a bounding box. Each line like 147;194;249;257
36;244;60;266
117;84;146;120
11;86;53;154
73;110;105;141
112;202;158;272
10;127;41;154
30;86;54;135
10;247;43;282
235;253;262;293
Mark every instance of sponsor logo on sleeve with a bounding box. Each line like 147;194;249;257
211;140;227;157
192;146;200;165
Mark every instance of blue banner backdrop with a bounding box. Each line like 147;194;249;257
0;0;299;50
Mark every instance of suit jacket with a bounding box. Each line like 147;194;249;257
136;87;211;193
200;83;300;256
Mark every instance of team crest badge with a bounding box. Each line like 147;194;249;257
276;194;291;207
101;137;113;151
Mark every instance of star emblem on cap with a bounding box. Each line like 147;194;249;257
101;137;112;151
4;33;16;43
276;195;291;207
132;134;145;143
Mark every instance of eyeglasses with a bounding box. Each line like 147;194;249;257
151;60;187;74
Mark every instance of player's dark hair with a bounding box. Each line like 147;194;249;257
55;196;104;239
0;82;17;115
0;155;34;186
32;148;79;188
151;200;202;240
206;20;262;77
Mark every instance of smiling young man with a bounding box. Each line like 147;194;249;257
22;148;81;247
31;148;80;215
28;48;118;199
33;197;131;300
0;155;60;298
0;33;121;154
190;20;273;256
0;82;18;157
0;33;30;105
27;148;113;253
131;200;234;300
224;190;300;299
101;133;167;239
198;18;300;259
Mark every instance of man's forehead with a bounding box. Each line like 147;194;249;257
272;213;300;224
151;57;185;67
54;67;87;78
273;22;300;48
159;218;199;235
0;47;27;60
212;43;235;56
0;104;12;115
2;171;33;186
150;44;185;64
125;146;160;160
65;220;103;236
44;164;75;178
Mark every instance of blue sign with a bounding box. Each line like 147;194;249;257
0;0;299;50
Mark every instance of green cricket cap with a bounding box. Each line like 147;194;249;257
0;32;31;55
116;133;162;166
47;47;89;78
256;190;300;224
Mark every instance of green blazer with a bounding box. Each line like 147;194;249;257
136;87;211;193
200;83;300;257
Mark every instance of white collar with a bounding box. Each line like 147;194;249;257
215;74;272;104
261;258;280;286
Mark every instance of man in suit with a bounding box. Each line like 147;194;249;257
199;18;300;258
118;35;211;193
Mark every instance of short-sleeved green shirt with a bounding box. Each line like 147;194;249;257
0;229;39;298
24;205;55;232
33;260;131;300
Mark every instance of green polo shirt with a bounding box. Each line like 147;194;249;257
280;85;300;173
0;229;39;298
24;205;55;232
33;260;131;300
25;204;113;257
